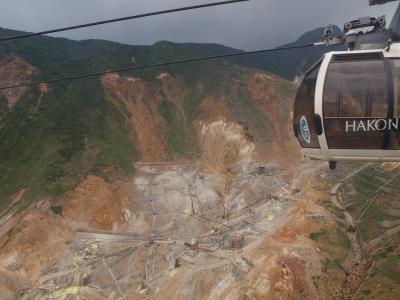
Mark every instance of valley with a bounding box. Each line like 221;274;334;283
0;155;325;299
0;26;399;299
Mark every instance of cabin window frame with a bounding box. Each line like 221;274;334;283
387;58;400;150
293;59;323;149
322;52;393;150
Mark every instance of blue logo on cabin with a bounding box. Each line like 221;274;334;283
300;116;311;144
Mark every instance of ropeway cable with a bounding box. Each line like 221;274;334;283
0;0;250;42
0;42;319;90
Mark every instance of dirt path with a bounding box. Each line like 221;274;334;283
329;163;373;300
145;178;158;282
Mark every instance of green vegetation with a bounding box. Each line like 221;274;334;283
309;229;326;241
0;93;7;120
362;289;372;295
0;73;140;207
308;225;350;266
342;165;400;242
182;26;344;80
50;205;63;216
47;185;67;197
0;27;271;208
0;29;147;207
159;99;197;157
321;258;342;273
335;164;400;299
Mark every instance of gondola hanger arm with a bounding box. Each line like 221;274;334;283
316;0;400;50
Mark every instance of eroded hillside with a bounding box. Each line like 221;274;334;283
0;28;399;299
0;41;317;299
0;148;324;299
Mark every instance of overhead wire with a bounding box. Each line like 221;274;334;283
0;43;318;90
0;0;250;42
0;0;322;90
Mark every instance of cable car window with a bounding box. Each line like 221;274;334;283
388;59;400;149
293;61;321;149
391;59;400;117
323;54;388;149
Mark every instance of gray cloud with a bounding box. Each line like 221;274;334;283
0;0;397;50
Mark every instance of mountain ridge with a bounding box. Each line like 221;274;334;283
181;25;344;80
0;26;298;206
0;25;343;81
1;25;400;300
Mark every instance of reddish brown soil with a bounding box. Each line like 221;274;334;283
247;72;301;164
196;96;232;122
102;73;167;161
0;65;324;298
157;73;187;118
0;201;72;283
36;83;48;108
0;54;38;109
62;175;131;231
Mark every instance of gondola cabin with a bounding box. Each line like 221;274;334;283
293;43;400;167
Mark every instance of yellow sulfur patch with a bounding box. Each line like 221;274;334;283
266;212;275;221
167;268;178;277
183;208;191;218
53;287;80;300
138;288;148;295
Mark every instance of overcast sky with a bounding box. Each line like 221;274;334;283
0;0;397;50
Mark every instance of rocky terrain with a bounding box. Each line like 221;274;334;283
0;27;399;299
2;157;400;299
